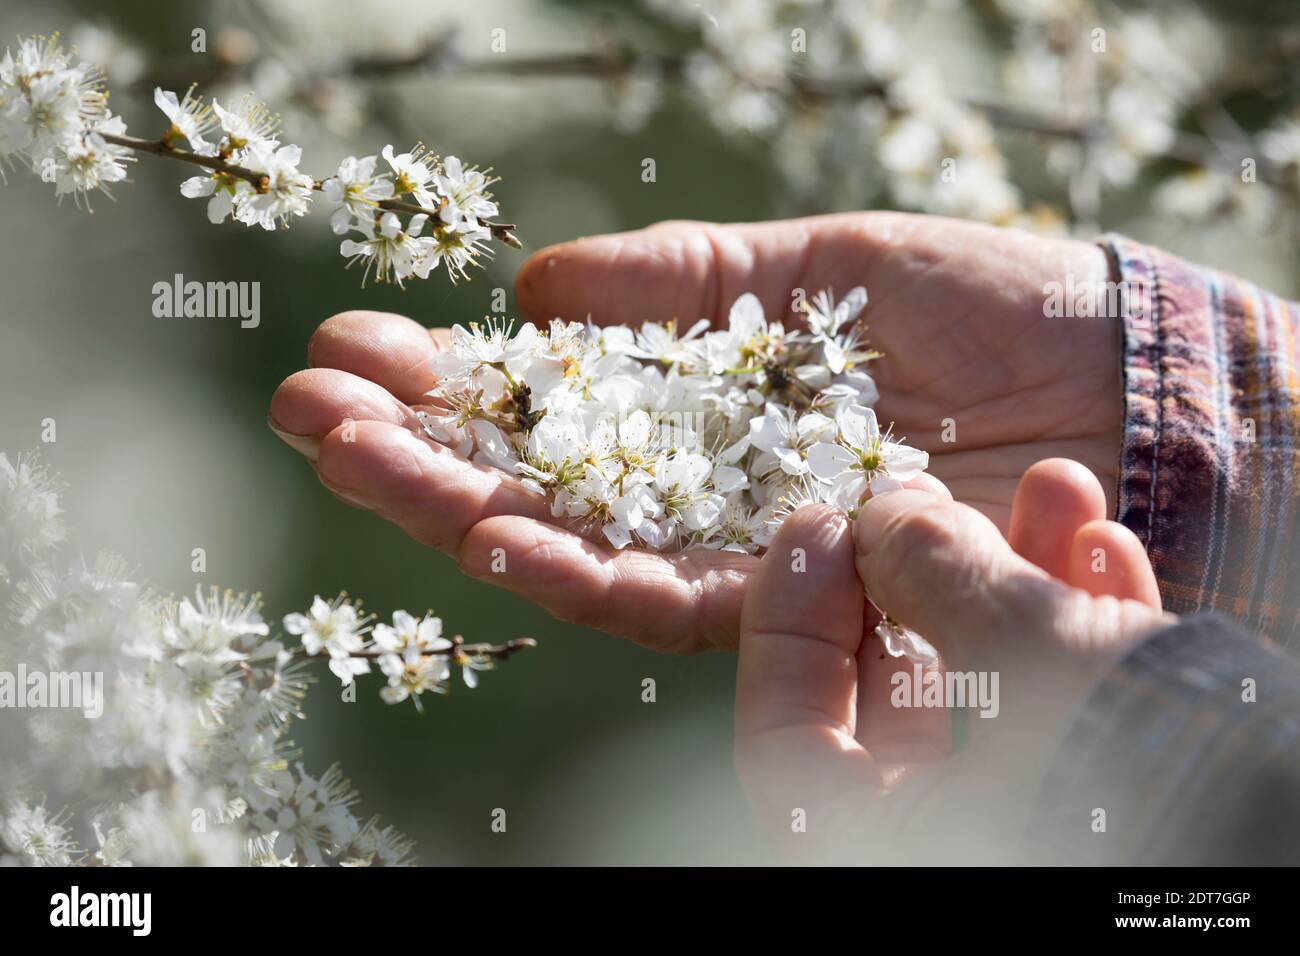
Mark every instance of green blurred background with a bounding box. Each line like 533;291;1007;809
1;0;1295;863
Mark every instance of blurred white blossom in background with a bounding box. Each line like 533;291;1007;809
20;0;1293;257
0;452;528;866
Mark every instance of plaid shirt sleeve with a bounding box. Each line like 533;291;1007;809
1033;614;1300;865
1101;235;1300;648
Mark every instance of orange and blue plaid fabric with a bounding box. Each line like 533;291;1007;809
1103;235;1300;648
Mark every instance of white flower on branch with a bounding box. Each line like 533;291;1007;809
382;142;438;208
233;140;314;230
322;153;394;234
154;85;219;155
50;113;131;205
378;646;450;709
0;34;514;285
179;168;250;224
0;452;535;867
283;594;371;684
423;220;493;284
435;155;499;228
339;210;434;287
212;95;281;152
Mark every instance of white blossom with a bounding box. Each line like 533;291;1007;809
0;36;507;287
0;452;64;576
154;86;219;155
434;155;499;227
50;113;131;205
0;452;523;866
283;595;370;684
234;141;314;230
419;288;926;555
322;154;394;234
339;210;435;287
381;142;438;208
807;405;929;512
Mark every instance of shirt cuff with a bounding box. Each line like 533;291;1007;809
1098;234;1300;639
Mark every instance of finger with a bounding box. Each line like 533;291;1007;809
855;491;1158;669
855;490;1056;665
268;368;422;461
459;514;754;653
856;634;952;764
735;505;881;833
314;419;557;551
514;213;903;327
856;477;953;761
307;310;449;404
1068;519;1162;609
317;421;754;653
904;472;952;501
1008;458;1107;580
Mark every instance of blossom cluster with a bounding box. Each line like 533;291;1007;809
0;34;513;286
630;0;1299;231
47;5;1300;237
420;287;928;554
36;7;1300;240
0;452;528;867
0;35;131;199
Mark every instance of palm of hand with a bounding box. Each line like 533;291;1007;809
842;216;1123;529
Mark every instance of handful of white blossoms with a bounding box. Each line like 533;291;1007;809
418;288;937;662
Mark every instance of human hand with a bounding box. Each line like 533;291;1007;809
734;460;1168;863
269;213;1123;652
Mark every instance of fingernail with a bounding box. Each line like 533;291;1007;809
267;414;322;462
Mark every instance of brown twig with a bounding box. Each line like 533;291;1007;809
293;635;538;664
99;131;269;188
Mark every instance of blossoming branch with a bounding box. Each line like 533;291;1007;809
0;452;535;866
0;34;519;287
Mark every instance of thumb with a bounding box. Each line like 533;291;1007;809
734;504;881;844
853;490;1152;671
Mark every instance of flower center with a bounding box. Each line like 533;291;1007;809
857;449;882;473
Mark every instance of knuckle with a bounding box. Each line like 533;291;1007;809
558;595;606;632
881;504;963;570
871;502;998;617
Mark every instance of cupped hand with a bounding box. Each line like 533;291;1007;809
269;213;1125;652
734;463;1167;863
